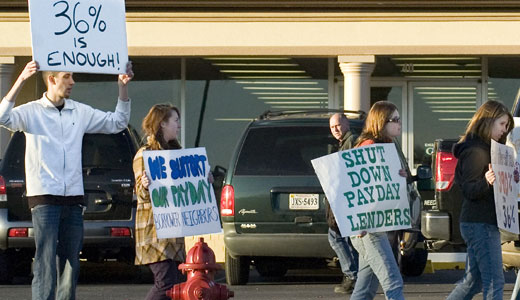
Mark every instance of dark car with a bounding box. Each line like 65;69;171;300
220;110;431;285
0;128;140;283
421;138;466;252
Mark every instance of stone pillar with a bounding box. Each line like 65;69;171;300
0;61;15;159
338;56;375;114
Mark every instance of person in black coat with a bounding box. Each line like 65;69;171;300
447;100;513;300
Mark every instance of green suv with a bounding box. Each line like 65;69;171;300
220;110;429;285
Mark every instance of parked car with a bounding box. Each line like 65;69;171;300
421;138;466;252
0;128;141;283
220;110;431;285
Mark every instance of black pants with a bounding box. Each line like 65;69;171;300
146;259;180;300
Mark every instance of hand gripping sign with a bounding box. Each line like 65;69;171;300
143;147;222;239
312;143;410;237
29;0;128;74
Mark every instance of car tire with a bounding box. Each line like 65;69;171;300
0;250;13;284
388;230;428;277
400;234;428;277
225;249;250;285
255;258;288;278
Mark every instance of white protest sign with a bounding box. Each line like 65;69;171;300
507;117;520;202
311;143;410;236
143;147;222;239
29;0;128;74
491;140;519;234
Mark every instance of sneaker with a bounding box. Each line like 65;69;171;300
334;276;356;294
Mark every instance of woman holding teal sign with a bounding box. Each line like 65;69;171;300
350;101;406;300
446;100;513;300
133;104;186;300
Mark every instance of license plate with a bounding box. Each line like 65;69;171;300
289;194;319;210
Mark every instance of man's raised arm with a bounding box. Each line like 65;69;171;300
3;61;39;103
117;61;134;102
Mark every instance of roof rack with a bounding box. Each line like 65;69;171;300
258;109;366;120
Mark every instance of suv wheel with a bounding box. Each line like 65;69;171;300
400;234;428;277
225;249;250;285
388;231;428;277
0;250;13;283
255;258;288;278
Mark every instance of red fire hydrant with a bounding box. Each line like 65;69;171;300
166;237;234;300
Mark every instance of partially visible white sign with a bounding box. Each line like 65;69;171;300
491;140;519;235
311;143;410;237
507;117;520;201
29;0;128;74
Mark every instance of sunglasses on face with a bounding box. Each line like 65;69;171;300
387;117;401;123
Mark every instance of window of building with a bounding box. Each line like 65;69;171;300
488;56;520;111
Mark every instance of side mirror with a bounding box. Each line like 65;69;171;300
416;165;432;180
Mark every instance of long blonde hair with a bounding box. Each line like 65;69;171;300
356;101;398;146
460;100;513;144
142;103;181;150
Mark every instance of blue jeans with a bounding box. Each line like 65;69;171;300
446;222;504;300
350;232;404;300
31;205;84;300
328;228;358;279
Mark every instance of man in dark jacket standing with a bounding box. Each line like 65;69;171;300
326;113;359;293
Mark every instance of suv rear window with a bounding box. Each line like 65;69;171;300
235;126;337;176
82;133;134;171
1;132;135;172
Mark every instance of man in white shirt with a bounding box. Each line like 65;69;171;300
0;60;133;300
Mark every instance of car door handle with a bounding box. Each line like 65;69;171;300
95;199;112;205
294;216;312;223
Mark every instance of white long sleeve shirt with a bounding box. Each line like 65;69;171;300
0;94;131;196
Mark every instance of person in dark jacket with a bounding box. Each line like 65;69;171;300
325;113;359;293
446;100;513;300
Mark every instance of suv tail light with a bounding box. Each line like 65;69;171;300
110;227;131;237
0;175;6;202
435;151;457;191
9;228;28;237
221;185;235;217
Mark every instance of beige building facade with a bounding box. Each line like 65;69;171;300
1;1;520;168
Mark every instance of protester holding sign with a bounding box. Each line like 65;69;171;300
349;101;406;300
133;104;191;300
446;100;513;300
0;60;133;300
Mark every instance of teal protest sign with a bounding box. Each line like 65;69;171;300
143;147;222;239
311;143;410;236
29;0;128;74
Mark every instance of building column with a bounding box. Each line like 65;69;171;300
338;56;375;114
0;60;15;159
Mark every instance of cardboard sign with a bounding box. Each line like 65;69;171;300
507;117;520;202
491;140;519;234
311;143;410;236
143;148;222;239
29;0;128;74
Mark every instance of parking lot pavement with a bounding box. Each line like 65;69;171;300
4;261;520;300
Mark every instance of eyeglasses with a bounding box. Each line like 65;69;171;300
387;117;401;123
